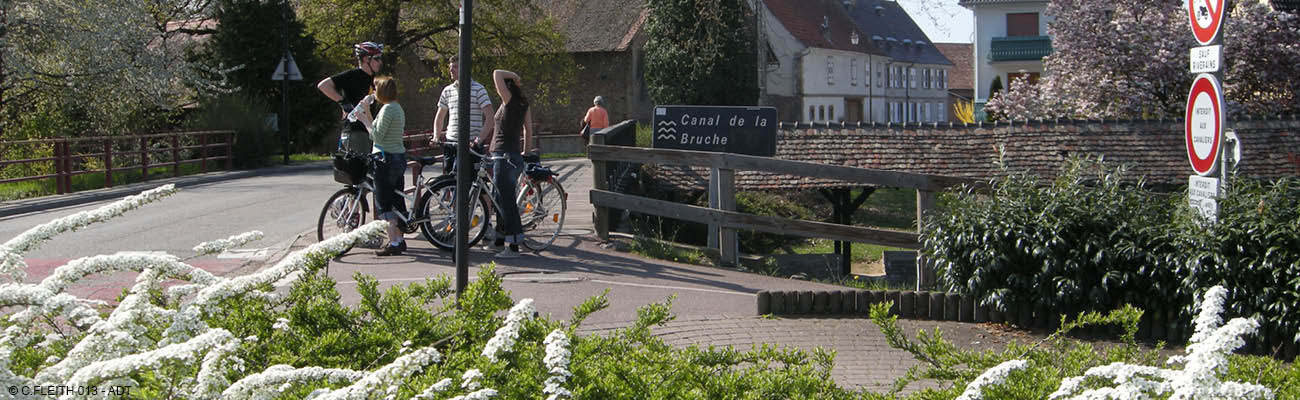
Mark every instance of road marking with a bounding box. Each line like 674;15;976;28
217;248;271;260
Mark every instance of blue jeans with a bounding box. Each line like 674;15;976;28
371;152;407;221
492;152;524;243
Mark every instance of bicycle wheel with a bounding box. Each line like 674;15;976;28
317;187;368;256
419;178;490;251
520;177;567;251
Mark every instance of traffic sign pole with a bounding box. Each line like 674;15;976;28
1186;0;1229;223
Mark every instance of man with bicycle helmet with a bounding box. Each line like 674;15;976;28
318;41;384;155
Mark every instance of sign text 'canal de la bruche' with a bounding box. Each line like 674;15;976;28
652;106;778;157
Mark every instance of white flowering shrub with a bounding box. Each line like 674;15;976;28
867;288;1300;400
0;186;864;399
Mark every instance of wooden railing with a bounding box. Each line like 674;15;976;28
588;122;978;287
0;131;234;195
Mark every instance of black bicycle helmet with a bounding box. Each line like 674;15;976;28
353;42;383;59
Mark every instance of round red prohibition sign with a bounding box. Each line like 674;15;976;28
1185;74;1223;176
1188;0;1225;45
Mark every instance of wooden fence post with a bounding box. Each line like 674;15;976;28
708;169;719;250
104;139;113;188
225;131;233;171
171;134;180;177
141;137;150;181
54;141;67;194
200;133;208;174
718;168;738;267
592;132;609;241
916;189;936;290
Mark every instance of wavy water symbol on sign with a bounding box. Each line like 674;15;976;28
656;120;678;141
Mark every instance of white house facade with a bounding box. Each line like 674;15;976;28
757;0;951;124
846;0;953;124
960;0;1053;120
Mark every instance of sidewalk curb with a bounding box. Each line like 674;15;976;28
0;161;331;218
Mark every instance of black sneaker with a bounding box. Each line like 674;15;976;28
375;241;406;256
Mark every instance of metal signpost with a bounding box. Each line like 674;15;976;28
271;52;302;165
1185;0;1229;223
455;0;472;301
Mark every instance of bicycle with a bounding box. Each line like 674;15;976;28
317;152;461;255
422;145;567;252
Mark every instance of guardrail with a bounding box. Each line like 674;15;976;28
0;131;235;195
588;121;978;286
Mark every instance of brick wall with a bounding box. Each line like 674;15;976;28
649;118;1300;191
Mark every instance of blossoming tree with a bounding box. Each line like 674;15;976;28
986;0;1300;120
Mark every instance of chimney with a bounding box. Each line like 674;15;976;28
874;5;885;16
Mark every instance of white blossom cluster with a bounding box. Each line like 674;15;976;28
461;369;485;391
0;186;395;399
448;388;499;400
413;378;456;400
1047;286;1273;400
956;359;1029;400
542;329;573;400
0;185;610;399
192;231;265;256
222;365;365;400
481;298;536;362
315;347;443;400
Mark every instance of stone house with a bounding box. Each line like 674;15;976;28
533;0;655;133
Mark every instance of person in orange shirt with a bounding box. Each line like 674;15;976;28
582;96;609;137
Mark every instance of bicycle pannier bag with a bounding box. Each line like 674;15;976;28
332;152;366;185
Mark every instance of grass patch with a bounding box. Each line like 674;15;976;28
540;152;587;160
783;238;901;265
627;237;709;266
635;123;652;148
0;153;326;201
256;153;332;165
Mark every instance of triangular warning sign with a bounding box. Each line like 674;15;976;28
271;52;303;81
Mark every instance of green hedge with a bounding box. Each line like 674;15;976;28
923;158;1300;348
1178;178;1300;345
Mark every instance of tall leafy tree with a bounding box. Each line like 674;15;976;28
0;0;230;138
643;0;759;106
190;0;336;150
987;0;1300;120
294;0;576;106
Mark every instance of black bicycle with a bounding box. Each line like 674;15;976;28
317;152;447;255
421;145;567;252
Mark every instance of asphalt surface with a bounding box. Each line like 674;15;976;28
6;158;1037;394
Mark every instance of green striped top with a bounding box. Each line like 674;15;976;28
370;102;406;154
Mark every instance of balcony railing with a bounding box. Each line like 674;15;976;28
990;36;1053;62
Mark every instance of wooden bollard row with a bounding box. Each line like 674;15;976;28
756;289;1300;360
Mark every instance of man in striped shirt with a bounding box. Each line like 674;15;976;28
432;55;495;173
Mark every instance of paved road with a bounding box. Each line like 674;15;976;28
0;163;337;299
